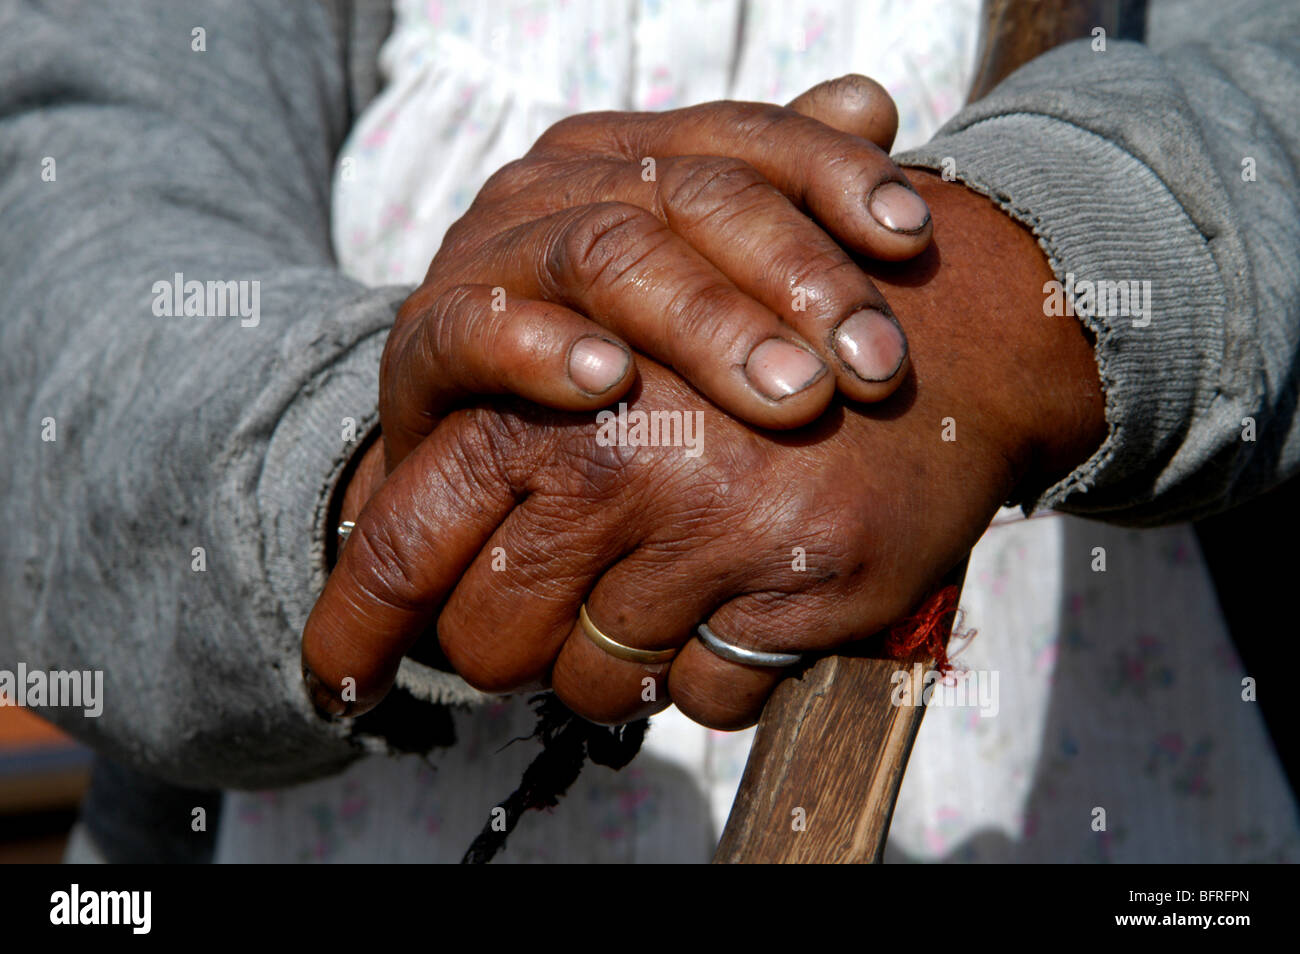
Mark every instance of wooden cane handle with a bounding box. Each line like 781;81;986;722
714;564;966;863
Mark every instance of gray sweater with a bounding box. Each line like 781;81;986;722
2;0;1297;790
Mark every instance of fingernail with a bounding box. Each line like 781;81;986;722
745;338;826;400
302;663;350;719
833;309;907;382
569;337;630;394
868;182;930;233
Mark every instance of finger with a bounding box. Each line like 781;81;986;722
549;528;775;726
668;577;908;730
538;103;931;259
786;74;899;151
449;201;837;429
433;481;642;695
548;503;893;728
381;284;634;471
559;155;911;402
548;547;737;724
665;637;786;731
653;103;930;257
437;365;740;714
340;438;387;526
301;411;526;716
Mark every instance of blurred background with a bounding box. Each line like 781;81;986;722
0;705;91;862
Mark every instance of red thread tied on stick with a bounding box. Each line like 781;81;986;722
882;584;964;675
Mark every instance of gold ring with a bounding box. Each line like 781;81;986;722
579;604;677;665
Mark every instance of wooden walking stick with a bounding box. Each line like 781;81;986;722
714;0;1147;864
715;564;968;864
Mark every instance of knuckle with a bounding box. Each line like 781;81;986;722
383;283;452;391
438;176;530;259
477;157;533;200
727;102;798;147
659;155;771;227
533;113;589;150
652;434;772;541
661;279;749;351
784;245;869;316
475;156;579;209
543;202;668;296
389;284;437;350
757;469;860;574
556;424;646;504
436;214;491;261
448;406;530;491
348;516;425;613
423;284;486;360
532;111;618;154
773;480;843;545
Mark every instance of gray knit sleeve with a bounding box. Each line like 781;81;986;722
0;0;473;789
897;0;1300;526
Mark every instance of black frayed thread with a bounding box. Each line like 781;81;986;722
461;694;648;864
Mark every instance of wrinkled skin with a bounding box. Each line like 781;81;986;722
302;169;1107;730
376;76;932;473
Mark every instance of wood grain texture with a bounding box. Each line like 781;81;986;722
967;0;1147;101
713;652;934;863
714;566;962;864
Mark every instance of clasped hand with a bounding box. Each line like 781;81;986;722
301;75;1106;730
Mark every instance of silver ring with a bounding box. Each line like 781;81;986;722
337;521;355;544
695;623;803;668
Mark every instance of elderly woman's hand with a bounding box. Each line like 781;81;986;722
376;75;932;472
302;172;1107;729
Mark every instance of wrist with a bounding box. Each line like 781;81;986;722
868;169;1107;504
